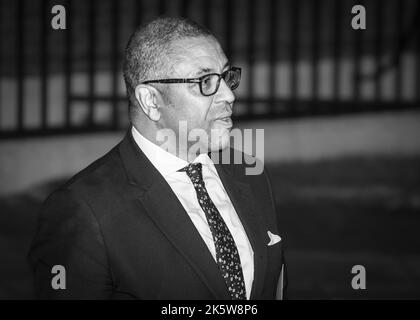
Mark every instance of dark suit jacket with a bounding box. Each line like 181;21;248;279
28;130;286;299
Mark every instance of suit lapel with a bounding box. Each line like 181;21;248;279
119;131;268;299
213;159;268;300
139;181;230;299
119;131;230;299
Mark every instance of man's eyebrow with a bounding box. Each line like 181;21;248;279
223;61;231;70
192;61;231;77
193;68;212;77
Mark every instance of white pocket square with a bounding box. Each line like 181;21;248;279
267;231;281;246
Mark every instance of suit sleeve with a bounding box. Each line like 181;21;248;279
28;188;114;299
263;165;288;299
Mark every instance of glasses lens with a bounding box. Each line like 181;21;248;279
223;69;241;90
201;74;219;95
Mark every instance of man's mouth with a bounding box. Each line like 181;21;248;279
215;116;233;126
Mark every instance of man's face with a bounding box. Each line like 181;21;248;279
158;36;235;153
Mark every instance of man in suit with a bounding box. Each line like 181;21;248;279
28;17;286;300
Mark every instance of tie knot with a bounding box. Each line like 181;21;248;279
178;162;203;181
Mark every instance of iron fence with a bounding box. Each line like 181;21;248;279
0;0;419;138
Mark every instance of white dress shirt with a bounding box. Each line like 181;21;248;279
132;126;254;299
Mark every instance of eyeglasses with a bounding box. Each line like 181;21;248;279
141;67;241;96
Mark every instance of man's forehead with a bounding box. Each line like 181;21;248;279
170;36;229;75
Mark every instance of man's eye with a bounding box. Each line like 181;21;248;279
202;76;212;86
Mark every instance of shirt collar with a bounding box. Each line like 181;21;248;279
131;126;215;176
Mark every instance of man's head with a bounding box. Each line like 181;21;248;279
123;17;239;155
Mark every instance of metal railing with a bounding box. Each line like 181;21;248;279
0;0;419;138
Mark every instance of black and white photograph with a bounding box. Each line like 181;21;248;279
0;0;419;304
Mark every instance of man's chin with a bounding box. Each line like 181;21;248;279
213;117;233;129
209;132;231;152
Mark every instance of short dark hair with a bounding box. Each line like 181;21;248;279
123;17;213;120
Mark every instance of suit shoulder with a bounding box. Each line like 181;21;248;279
60;144;124;192
38;142;126;226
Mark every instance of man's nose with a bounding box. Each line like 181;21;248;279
215;78;235;105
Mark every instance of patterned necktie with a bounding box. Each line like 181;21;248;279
178;162;247;300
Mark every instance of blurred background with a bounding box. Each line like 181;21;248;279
0;0;419;299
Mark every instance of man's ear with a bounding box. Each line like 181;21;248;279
134;84;161;121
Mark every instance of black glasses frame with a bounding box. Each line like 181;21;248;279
141;67;241;96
